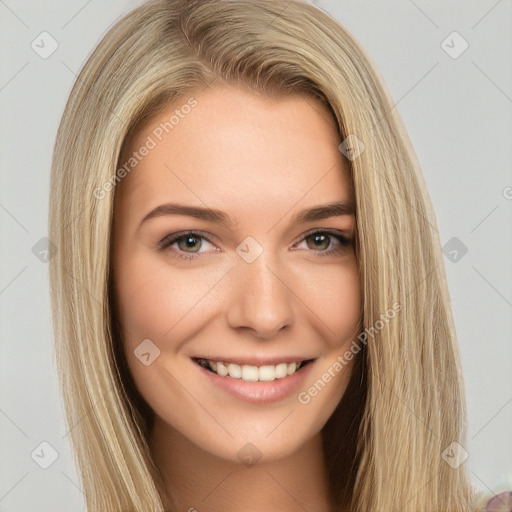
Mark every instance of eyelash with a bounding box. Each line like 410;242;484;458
157;229;352;261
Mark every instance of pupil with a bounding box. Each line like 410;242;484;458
310;234;328;250
181;236;200;252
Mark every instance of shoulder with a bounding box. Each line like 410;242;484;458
480;490;512;511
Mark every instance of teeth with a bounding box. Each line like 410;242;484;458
228;363;242;379
202;359;305;381
242;365;259;382
258;365;275;381
275;363;288;379
216;361;228;377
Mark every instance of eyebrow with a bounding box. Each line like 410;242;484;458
138;200;355;230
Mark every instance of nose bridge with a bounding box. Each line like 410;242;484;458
226;248;295;337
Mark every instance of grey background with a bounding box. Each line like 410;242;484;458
1;0;511;509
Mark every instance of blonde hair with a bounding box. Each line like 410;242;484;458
49;0;485;510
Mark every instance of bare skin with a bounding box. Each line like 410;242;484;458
112;82;361;511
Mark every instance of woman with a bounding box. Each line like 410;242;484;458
48;0;500;510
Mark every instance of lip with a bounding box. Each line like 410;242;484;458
190;355;312;366
193;357;315;404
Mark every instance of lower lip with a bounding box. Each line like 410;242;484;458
195;360;315;404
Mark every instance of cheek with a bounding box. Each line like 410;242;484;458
113;251;234;364
300;260;361;345
115;268;174;344
112;249;362;461
115;249;361;349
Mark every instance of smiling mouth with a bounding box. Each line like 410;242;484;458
193;358;314;382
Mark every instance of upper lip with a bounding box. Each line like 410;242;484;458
192;356;315;366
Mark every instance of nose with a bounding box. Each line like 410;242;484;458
225;254;295;340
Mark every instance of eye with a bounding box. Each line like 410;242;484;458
293;229;352;257
158;229;352;261
157;231;217;260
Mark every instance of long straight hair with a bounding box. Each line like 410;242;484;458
49;0;484;510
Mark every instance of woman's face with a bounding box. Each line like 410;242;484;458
112;84;361;463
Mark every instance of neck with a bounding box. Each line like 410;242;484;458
150;417;333;512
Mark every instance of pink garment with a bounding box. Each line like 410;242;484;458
481;491;512;511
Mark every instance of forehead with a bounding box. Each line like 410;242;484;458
116;85;353;218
